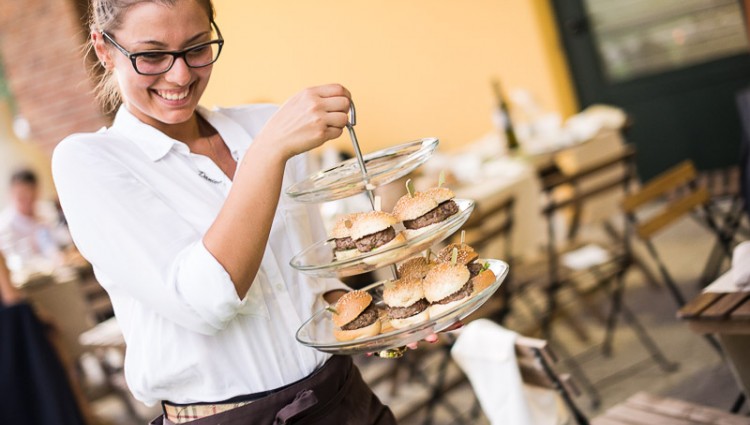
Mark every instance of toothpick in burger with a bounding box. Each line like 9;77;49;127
349;211;406;264
393;187;460;240
383;278;430;329
436;243;495;293
331;290;382;341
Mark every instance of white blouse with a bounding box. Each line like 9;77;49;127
52;104;347;406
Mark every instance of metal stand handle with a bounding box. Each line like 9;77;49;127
346;101;403;358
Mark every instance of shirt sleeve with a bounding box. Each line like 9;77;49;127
52;137;252;335
288;153;350;295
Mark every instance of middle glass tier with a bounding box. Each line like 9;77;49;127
290;199;475;278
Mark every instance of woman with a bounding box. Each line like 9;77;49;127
52;0;397;423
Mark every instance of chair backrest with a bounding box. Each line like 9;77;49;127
542;144;636;218
514;336;590;425
622;160;710;240
454;196;515;259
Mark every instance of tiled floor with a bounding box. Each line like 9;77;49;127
93;209;747;424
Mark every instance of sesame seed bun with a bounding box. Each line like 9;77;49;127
362;232;407;265
436;243;479;265
398;256;434;280
350;211;399;241
333;320;382;342
471;269;496;294
392;193;438;222
331;213;360;239
332;291;373;328
423;187;455;204
390;309;429;329
423;263;471;303
383;278;425;308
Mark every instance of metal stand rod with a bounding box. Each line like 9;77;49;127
346;101;400;281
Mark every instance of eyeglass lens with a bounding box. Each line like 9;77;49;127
135;42;220;75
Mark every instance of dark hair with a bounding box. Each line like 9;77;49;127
87;0;216;113
10;169;38;186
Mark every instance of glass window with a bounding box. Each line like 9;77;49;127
584;0;749;82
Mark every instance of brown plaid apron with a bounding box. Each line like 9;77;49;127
149;355;396;425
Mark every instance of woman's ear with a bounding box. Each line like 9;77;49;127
91;31;112;70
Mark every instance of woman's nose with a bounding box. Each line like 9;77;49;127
164;57;192;85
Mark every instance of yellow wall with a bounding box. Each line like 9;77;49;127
203;0;577;154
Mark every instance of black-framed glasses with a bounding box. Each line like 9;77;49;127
102;21;224;76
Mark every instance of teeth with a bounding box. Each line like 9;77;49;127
156;89;189;101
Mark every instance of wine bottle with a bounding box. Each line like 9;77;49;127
492;78;520;151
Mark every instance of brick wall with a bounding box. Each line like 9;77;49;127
0;0;108;154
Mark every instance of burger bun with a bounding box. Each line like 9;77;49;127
390;309;429;329
332;291;373;328
350;211;399;241
392;193;438;222
334;248;360;262
471;269;496;294
429;299;465;318
423;263;471;303
402;222;442;240
333;320;382;342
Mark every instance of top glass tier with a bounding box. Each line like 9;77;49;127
285;138;439;203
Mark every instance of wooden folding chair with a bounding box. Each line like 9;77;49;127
529;145;678;409
513;334;749;425
622;160;733;308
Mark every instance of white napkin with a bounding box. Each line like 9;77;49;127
731;241;750;289
451;319;568;425
561;244;610;271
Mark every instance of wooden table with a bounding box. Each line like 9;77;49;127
677;270;750;395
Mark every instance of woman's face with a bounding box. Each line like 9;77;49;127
105;1;214;132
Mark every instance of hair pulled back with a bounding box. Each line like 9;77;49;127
88;0;215;113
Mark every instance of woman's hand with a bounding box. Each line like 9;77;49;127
255;84;352;160
405;321;463;350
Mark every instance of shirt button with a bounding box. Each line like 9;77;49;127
275;283;285;291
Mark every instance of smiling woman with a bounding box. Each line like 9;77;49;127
51;1;396;424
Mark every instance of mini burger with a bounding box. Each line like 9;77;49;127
436;243;495;293
393;188;459;240
383;278;430;329
330;213;361;261
397;256;435;281
331;290;382;341
349;211;406;264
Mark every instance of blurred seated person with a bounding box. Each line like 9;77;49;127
0;251;92;425
0;169;76;275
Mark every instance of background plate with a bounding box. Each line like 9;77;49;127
296;259;509;355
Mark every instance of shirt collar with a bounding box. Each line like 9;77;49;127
111;105;253;162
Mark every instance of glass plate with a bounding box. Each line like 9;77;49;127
285;138;439;203
296;259;509;355
290;199;475;278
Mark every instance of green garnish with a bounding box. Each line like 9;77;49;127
481;262;490;271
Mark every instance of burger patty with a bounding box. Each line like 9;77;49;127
340;304;380;330
467;262;483;277
388;298;430;320
334;236;357;251
434;280;473;305
355;227;396;252
403;200;459;230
